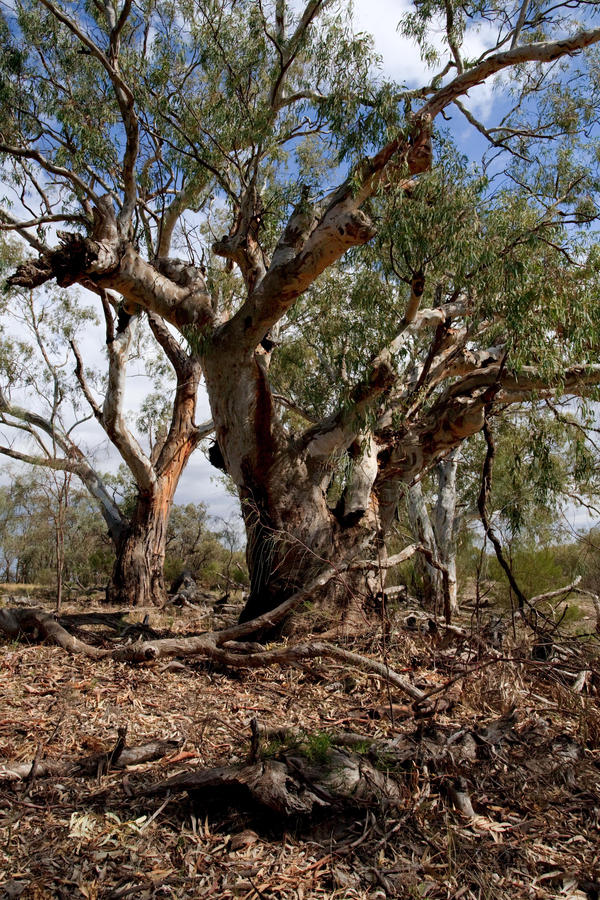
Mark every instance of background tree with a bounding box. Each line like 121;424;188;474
403;449;461;615
165;502;247;590
3;0;600;625
0;466;242;595
395;399;600;615
0;266;213;605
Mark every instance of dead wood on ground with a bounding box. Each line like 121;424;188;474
0;578;427;701
0;737;179;781
149;747;401;820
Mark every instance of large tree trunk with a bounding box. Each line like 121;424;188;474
106;482;171;606
107;318;204;607
202;349;381;629
106;358;203;606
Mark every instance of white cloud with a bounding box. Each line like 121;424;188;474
351;0;429;86
351;0;502;121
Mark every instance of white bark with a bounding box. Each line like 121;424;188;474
433;448;460;614
341;433;379;521
406;481;442;603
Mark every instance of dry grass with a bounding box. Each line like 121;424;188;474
0;594;599;899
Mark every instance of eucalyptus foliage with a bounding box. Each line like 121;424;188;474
2;0;600;615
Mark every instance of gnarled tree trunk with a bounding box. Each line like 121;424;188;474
9;14;600;627
202;348;377;627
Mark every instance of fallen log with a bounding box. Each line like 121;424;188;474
0;590;427;701
0;738;179;781
0;607;109;659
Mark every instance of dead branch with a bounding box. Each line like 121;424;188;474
0;607;110;659
0;738;179;781
115;638;426;702
530;576;582;605
478;420;528;611
57;611;129;630
0;600;427;701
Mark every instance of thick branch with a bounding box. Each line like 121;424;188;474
147;311;190;373
421;27;600;119
0;738;178;782
0;603;426;702
9;223;214;331
219;25;600;353
530;576;582;605
0;607;108;659
304;299;466;461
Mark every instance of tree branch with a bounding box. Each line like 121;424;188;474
37;0;139;232
147;311;190;373
70;340;103;422
101;313;156;492
422;26;600;119
478;418;528;611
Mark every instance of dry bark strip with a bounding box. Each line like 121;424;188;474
0;738;179;781
0;574;427;702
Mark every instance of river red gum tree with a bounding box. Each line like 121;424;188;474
3;0;600;619
0;284;211;605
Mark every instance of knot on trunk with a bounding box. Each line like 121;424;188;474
8;232;119;290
